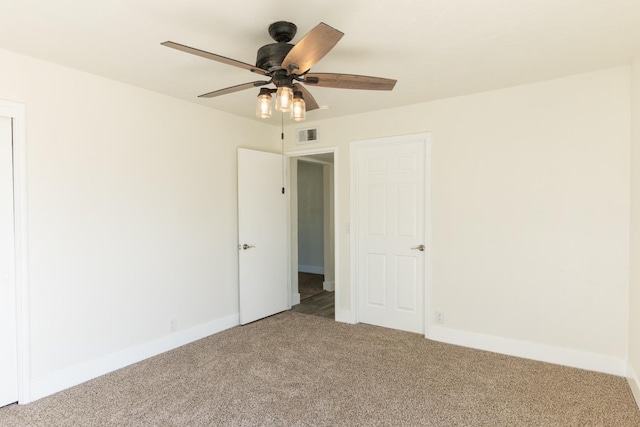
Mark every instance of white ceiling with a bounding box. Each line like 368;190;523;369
1;0;640;124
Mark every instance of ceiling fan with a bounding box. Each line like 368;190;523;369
161;21;397;121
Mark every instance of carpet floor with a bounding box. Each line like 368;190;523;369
1;312;639;426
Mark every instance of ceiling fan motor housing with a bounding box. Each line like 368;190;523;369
256;21;298;71
256;42;294;71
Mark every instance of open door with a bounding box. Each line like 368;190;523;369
238;148;288;324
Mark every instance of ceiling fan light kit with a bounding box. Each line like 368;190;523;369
291;90;306;121
255;88;273;118
162;21;397;122
275;86;293;113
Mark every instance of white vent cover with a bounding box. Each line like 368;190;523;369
296;128;319;144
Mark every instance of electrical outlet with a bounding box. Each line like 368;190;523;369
169;318;178;333
435;311;445;324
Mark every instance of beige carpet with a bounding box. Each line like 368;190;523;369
1;312;639;426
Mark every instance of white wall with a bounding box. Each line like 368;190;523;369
0;48;279;400
630;54;640;403
286;67;631;372
297;160;324;273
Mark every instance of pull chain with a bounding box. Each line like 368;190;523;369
281;112;285;194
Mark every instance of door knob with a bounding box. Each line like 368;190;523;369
241;243;255;250
411;244;425;252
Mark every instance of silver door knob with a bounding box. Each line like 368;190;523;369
241;243;255;250
411;244;425;252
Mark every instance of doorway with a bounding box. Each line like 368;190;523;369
288;150;336;319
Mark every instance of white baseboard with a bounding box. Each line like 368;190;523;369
298;265;324;275
323;281;335;292
291;292;301;306
29;313;240;403
628;364;640;410
428;325;626;377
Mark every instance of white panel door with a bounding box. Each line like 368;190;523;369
0;116;18;406
238;148;288;324
356;136;427;334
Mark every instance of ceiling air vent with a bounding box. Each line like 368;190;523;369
296;128;319;145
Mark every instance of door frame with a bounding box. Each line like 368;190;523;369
286;147;339;316
350;133;432;336
0;99;30;403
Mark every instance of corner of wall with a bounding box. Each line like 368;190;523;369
628;364;640;409
629;52;640;410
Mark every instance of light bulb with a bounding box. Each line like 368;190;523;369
256;90;272;118
291;91;306;121
275;86;293;112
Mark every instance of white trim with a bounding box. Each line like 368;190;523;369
286;146;339;320
628;364;640;410
423;139;433;338
349;133;432;333
0;99;30;404
287;158;298;311
331;151;339;317
298;264;324;275
429;325;626;376
296;157;332;166
290;292;301;306
30;313;239;402
322;163;335;290
335;308;356;324
323;281;335;292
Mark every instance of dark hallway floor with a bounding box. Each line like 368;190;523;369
292;273;334;319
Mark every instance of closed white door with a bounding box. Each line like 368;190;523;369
354;135;428;334
238;148;288;324
0;116;18;406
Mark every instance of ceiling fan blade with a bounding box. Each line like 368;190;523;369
198;81;270;98
162;41;269;76
293;83;319;111
281;23;344;75
304;73;397;90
